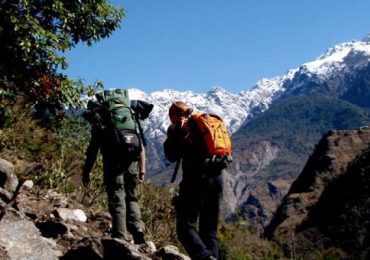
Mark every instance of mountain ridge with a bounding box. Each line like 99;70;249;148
127;37;370;143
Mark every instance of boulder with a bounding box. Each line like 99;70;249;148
60;237;103;260
156;245;191;260
102;238;152;260
138;241;156;255
54;208;87;222
22;180;34;189
0;158;18;193
0;219;61;259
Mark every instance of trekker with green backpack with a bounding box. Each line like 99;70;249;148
82;89;153;244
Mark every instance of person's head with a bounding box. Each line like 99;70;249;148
169;101;193;124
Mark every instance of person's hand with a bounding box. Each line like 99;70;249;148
139;172;145;183
169;117;186;132
82;173;90;188
179;116;186;127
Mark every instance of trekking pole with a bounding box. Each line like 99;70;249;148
0;179;25;221
137;119;147;147
170;158;182;183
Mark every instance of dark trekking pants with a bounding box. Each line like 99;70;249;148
104;160;145;240
175;173;223;260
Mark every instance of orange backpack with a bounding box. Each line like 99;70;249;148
191;112;232;157
170;112;232;182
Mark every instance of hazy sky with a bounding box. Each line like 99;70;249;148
65;0;370;94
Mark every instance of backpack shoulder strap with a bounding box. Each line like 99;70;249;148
170;158;182;183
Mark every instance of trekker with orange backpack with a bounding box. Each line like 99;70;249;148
164;101;232;260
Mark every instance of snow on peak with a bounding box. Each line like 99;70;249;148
297;41;370;77
208;85;227;93
128;88;148;100
125;81;285;146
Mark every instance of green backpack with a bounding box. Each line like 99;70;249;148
83;89;154;156
95;89;142;156
96;89;136;131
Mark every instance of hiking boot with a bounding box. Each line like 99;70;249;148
133;228;146;244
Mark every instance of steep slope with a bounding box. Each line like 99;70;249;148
264;129;370;258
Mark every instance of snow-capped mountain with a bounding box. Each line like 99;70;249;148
129;36;370;152
129;83;282;139
126;80;290;179
280;39;370;97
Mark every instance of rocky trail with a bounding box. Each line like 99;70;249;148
0;158;189;260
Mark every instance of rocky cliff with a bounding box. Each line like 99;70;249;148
265;128;370;258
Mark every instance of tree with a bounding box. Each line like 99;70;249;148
0;0;124;107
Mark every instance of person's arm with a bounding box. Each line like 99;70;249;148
163;122;187;162
82;128;100;187
138;144;145;183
